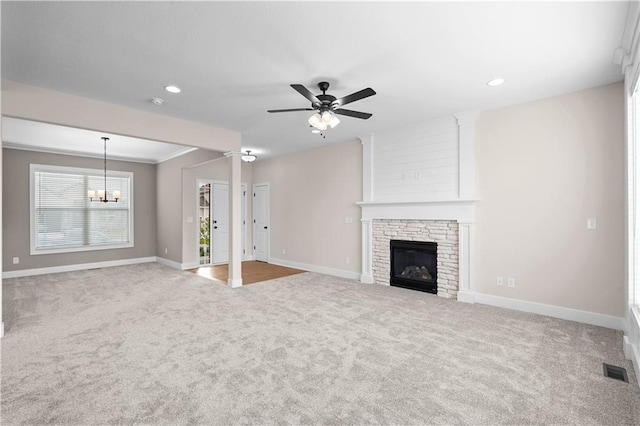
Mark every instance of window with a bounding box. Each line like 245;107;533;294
30;164;133;254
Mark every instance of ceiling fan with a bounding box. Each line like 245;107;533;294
268;82;376;130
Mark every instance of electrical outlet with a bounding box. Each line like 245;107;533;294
345;257;350;265
507;277;515;288
164;248;168;254
344;216;353;224
282;248;286;254
12;257;19;265
496;276;503;286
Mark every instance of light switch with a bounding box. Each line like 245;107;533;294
345;216;353;224
187;216;193;223
587;218;597;230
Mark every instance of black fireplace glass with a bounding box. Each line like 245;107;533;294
390;240;437;294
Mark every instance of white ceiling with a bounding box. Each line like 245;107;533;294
1;1;630;161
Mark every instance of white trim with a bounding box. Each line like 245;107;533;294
358;199;476;222
453;110;479;200
626;308;640;386
155;147;198;164
360;134;374;202
228;278;243;288
155;256;182;270
2;257;156;279
360;218;374;283
269;257;360;281
472;292;625;331
457;290;476;304
0;322;4;338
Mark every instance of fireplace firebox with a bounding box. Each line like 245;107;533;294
390;240;437;294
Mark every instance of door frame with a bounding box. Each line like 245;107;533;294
252;182;270;262
196;179;247;266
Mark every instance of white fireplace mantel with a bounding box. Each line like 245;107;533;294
357;112;479;303
357;199;477;223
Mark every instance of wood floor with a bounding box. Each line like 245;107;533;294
187;261;305;285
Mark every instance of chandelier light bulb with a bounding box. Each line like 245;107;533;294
328;114;340;128
321;111;332;123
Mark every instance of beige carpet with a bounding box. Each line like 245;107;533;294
2;263;639;425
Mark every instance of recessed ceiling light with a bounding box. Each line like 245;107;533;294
164;85;181;94
487;78;505;87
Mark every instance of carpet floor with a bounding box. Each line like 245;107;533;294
1;263;639;425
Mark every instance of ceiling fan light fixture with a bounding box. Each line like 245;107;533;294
308;113;322;128
321;110;332;123
241;150;257;162
328;114;340;128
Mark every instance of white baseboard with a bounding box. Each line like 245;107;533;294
269;257;361;281
360;273;374;284
625;310;640;387
228;278;243;288
457;290;476;304
470;292;625;331
2;257;157;279
155;257;182;270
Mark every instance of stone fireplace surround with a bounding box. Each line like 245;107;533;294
358;200;476;303
374;219;459;298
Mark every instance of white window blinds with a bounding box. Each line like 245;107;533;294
30;164;133;254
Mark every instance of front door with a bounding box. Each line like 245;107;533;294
253;183;270;262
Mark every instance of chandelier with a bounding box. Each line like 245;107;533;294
87;137;120;203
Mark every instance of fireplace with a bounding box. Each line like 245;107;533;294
390;240;437;294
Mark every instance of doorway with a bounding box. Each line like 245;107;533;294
198;180;247;265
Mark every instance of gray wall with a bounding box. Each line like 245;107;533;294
2;148;157;271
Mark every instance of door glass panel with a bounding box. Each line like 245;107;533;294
199;183;211;265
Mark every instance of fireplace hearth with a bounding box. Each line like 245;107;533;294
390;240;437;294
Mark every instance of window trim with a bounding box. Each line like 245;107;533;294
29;163;134;255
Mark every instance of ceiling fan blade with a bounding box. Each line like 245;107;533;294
333;88;376;108
291;84;321;105
334;108;373;120
267;108;315;113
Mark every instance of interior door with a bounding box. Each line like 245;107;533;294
212;183;229;264
253;183;270;262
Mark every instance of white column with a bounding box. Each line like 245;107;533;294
361;218;374;283
224;152;243;288
454;111;479;200
457;221;476;303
